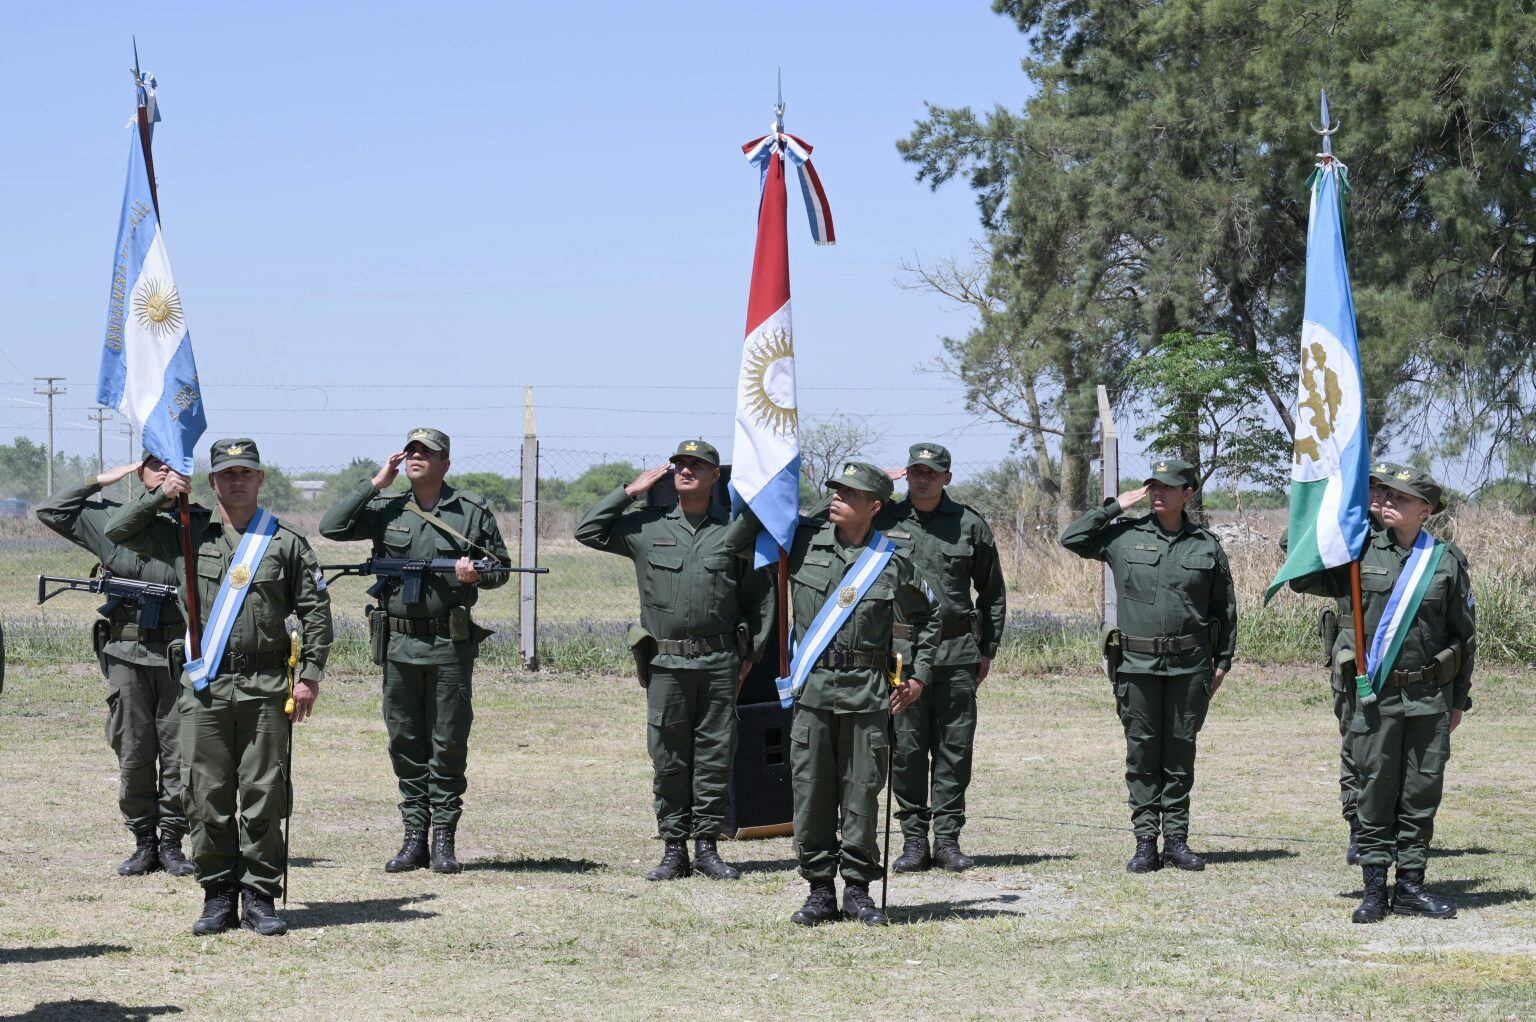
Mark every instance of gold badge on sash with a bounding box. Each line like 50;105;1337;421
836;585;858;608
228;564;252;589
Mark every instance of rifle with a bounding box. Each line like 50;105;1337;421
319;558;548;605
37;571;179;630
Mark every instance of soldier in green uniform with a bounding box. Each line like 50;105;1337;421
319;427;509;875
574;440;775;881
728;461;940;926
36;457;196;878
1289;468;1474;923
107;438;333;936
1061;459;1237;873
879;443;1006;874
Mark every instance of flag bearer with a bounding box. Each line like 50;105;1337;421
1060;459;1237;874
1289;468;1474;923
729;462;939;926
107;438;333;937
575;440;774;881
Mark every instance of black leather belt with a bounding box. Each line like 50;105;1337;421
1385;666;1451;687
894;617;977;641
113;623;174;644
387;615;452;638
1119;632;1203;655
654;632;734;657
815;650;892;670
217;649;289;675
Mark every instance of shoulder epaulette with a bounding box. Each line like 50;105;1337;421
455;490;489;510
1443;539;1471;571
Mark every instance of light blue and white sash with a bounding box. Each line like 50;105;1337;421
776;531;896;708
185;507;279;692
1363;529;1444;699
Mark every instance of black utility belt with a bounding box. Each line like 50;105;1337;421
893;617;977;641
1384;666;1453;688
214;649;289;675
815;649;893;670
654;632;734;658
111;623;177;644
1119;632;1203;655
387;615;452;638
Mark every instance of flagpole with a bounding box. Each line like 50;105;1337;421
777;550;790;677
134;51;204;662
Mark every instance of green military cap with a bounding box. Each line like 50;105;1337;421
1378;466;1445;513
669;439;720;466
404;427;449;453
209;437;262;472
1144;457;1196;488
1368;460;1409;485
906;442;952;472
826;460;895;503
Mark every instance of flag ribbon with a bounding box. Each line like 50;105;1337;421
743;129;835;245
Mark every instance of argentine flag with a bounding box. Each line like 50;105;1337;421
1267;158;1371;599
97;122;206;475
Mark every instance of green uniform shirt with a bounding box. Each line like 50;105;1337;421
574;486;774;670
35;478;187;667
1061;499;1238;676
318;480;510;666
877;493;1006;666
727;510;942;713
1289;526;1477;712
105;489;333;693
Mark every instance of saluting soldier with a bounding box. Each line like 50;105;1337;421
35;457;197;879
1061;459;1237;874
1289;467;1474;923
879;444;1006;874
574;440;774;881
106;438;333;936
319;427;509;875
729;461;939;926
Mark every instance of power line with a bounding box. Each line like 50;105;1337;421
33;376;65;496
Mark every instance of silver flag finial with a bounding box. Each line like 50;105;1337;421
1313;88;1338;158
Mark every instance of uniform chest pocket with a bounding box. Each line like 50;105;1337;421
643;549;684;608
939;539;974;580
1176;551;1216;599
1421;575;1450;607
383;525;415;556
704;553;736;603
854;580;896;649
1120;547;1162;603
1360;566;1393;594
793;554;835;596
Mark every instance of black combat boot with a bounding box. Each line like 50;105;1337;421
191;882;239;936
790;881;839;926
893;837;932;873
1345;813;1361;866
240;887;289;936
932;836;975;873
118;831;161;877
1161;836;1207;872
386;829;429;873
1352;865;1390;923
841;882;889;926
430;825;462;874
158;832;196;877
1126;837;1161;874
1391;868;1457;919
645;839;690;881
692;837;741;880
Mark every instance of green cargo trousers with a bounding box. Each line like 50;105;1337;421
1331;672;1360;818
179;684;289;898
383;658;474;830
105;653;187;837
646;663;739;840
1353;706;1450;871
790;705;889;886
893;663;978;841
1115;672;1211;840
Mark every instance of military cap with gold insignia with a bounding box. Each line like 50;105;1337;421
209;437;262;472
1379;467;1445;513
906;442;952;473
1368;460;1409;486
826;460;894;502
1144;458;1196;488
404;427;450;453
669;439;720;466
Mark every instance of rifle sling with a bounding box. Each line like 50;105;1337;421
403;500;501;564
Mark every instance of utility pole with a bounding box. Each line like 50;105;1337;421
88;408;111;474
34;376;65;496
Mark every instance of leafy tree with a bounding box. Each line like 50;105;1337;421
318;457;402;508
560;461;640;510
1475;477;1536;514
0;437;94;502
452;471;519;512
797;415;888;505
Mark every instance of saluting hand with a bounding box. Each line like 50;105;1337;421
373;451;407;490
96;461;144;488
290;680;319;723
1116;485;1150;512
886;467;907;481
159;471;191;503
625;464;672;499
892;677;925;714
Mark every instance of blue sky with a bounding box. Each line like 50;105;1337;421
0;2;1039;477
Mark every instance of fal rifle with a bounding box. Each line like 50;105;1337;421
319;557;548;605
37;571;179;630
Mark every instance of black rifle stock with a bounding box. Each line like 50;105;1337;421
319;558;548;604
37;572;179;630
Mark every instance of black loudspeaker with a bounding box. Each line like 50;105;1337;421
724;699;795;838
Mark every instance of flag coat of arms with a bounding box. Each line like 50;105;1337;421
1268;157;1371;598
97;121;206;475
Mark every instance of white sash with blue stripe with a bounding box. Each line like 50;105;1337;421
185;507;279;692
775;531;896;708
1363;529;1444;697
